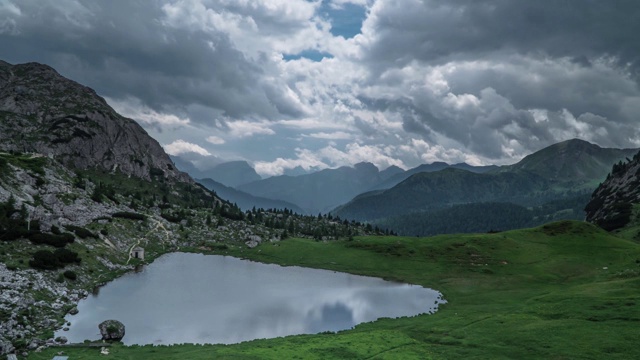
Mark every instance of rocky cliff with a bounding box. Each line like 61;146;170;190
585;151;640;231
0;60;188;182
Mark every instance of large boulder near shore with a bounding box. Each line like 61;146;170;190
98;320;125;341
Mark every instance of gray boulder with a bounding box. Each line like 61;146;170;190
0;336;15;355
98;320;125;341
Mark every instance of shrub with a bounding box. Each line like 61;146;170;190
63;270;77;280
64;225;98;239
29;232;75;247
29;248;81;270
161;213;183;223
29;250;61;270
54;248;81;264
112;212;146;221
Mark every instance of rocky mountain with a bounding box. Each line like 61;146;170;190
0;61;188;182
171;158;261;188
334;140;637;234
585;151;640;231
238;162;398;214
197;178;305;214
207;161;261;187
0;60;380;356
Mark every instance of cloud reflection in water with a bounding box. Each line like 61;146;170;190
58;253;445;345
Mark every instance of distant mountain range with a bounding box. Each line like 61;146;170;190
234;161;496;214
370;162;497;191
333;139;638;235
197;178;304;214
171;157;261;188
237;162;396;214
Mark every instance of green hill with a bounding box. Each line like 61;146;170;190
496;138;638;189
334;168;552;221
333;139;637;235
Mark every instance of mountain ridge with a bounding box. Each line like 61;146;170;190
334;139;638;234
0;61;189;182
197;177;305;214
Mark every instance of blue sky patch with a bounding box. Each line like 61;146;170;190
321;2;367;39
283;50;334;62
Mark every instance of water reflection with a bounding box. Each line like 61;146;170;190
58;253;445;345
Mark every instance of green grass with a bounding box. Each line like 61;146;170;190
28;220;640;359
0;152;48;176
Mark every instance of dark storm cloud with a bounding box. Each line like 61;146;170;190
364;0;640;73
356;0;640;159
0;0;305;121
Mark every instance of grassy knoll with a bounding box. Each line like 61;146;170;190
29;221;640;359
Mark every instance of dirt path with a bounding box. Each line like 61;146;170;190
126;217;173;264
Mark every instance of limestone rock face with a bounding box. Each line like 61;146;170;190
585;151;640;230
98;320;125;341
0;61;190;183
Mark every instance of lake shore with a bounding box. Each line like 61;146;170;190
27;221;640;359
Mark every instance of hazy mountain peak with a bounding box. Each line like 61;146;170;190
210;161;261;188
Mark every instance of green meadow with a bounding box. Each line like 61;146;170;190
29;221;640;359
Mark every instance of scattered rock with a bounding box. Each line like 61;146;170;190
54;336;67;344
28;338;44;350
245;240;259;249
69;306;79;315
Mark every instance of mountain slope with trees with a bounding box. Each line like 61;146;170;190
586;150;640;232
0;60;380;355
334;140;637;235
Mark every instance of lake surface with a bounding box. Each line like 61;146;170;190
57;252;445;345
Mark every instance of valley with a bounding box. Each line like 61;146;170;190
26;221;640;359
0;58;639;360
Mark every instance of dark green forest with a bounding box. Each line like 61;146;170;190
376;194;589;236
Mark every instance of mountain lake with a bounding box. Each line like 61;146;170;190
56;252;446;345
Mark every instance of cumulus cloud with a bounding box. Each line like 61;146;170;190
254;142;406;177
225;120;276;138
1;0;639;174
106;97;191;131
205;135;226;145
164;139;211;156
306;131;352;140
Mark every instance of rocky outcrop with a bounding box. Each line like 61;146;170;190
99;319;125;341
585;151;640;231
0;61;189;182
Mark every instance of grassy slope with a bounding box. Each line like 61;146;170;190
29;221;640;359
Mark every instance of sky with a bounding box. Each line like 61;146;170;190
1;0;639;177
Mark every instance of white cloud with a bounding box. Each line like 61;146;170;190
106;97;190;128
254;142;407;177
206;135;226;145
226;120;276;138
306;131;352;140
164;139;211;156
254;148;329;177
4;0;639;171
328;0;370;10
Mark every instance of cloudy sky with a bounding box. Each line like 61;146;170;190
1;0;639;177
